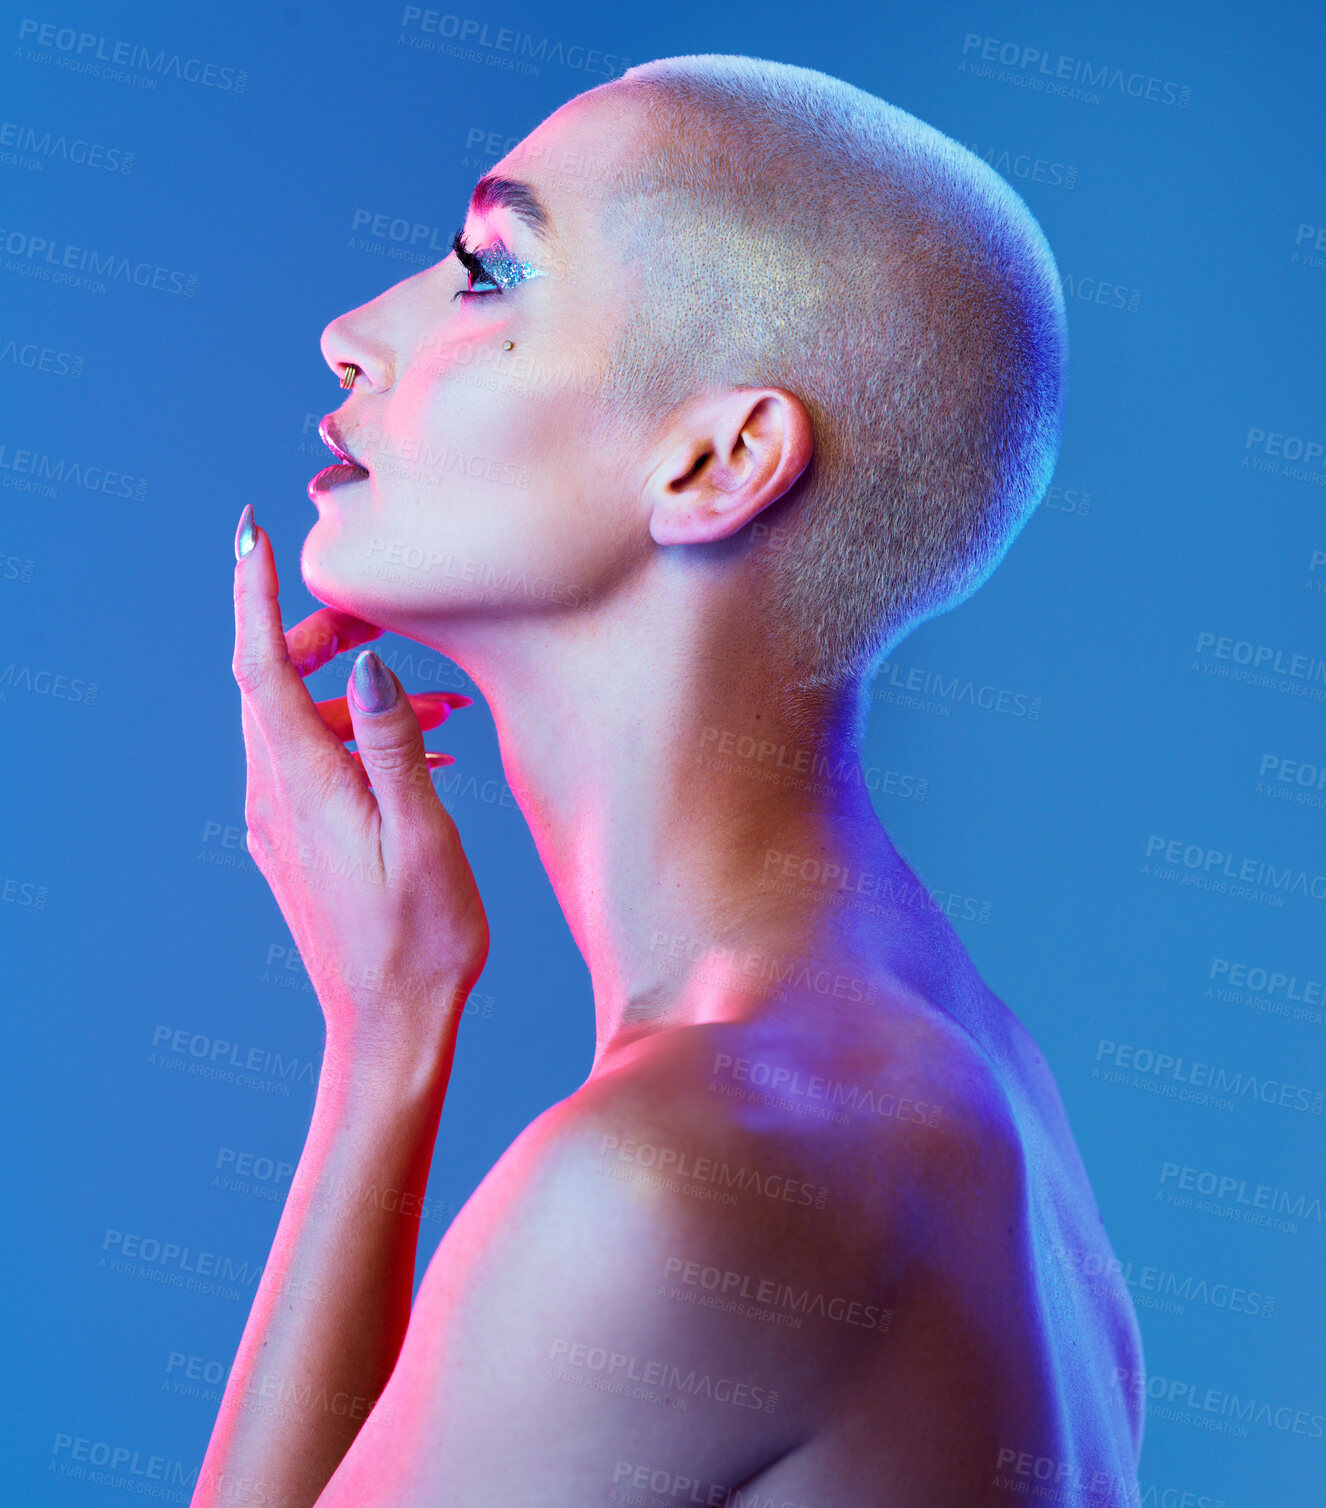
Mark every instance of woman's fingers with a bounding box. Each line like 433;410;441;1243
349;747;454;788
314;691;470;743
285;607;382;677
232;512;349;774
342;650;441;837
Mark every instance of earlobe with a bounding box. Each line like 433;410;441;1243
646;388;812;547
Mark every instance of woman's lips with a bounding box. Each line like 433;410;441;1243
308;462;369;502
319;414;368;469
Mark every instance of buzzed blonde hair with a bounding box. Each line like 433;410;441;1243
596;56;1067;743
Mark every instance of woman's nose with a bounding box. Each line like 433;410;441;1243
320;305;394;393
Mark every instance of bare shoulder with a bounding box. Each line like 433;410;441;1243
319;994;1040;1505
323;1021;896;1502
560;986;1030;1277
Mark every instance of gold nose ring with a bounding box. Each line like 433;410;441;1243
340;363;359;390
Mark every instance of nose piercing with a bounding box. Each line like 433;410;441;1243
340;363;359;389
501;341;514;351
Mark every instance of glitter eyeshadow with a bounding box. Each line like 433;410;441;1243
477;239;546;290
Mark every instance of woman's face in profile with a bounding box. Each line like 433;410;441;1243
302;89;650;648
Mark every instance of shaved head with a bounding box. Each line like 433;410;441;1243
591;56;1068;742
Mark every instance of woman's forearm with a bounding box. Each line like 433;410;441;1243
213;521;490;1503
192;1028;458;1508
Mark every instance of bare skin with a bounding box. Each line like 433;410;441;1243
194;76;1143;1508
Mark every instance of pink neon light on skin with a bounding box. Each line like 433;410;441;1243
201;67;1140;1508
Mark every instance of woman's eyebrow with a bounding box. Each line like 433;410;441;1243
469;174;551;242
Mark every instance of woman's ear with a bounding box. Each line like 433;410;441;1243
644;387;812;546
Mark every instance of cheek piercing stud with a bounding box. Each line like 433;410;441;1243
501;340;515;351
340;363;359;389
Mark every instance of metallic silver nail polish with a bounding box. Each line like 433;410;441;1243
234;503;256;560
352;649;397;712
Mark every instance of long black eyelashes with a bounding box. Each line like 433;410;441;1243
451;230;499;299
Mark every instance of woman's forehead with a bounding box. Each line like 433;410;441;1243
492;86;649;232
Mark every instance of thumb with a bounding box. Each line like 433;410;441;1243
347;649;437;820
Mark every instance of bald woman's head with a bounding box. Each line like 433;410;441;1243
594;56;1067;733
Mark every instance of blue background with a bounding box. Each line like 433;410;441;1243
2;1;1323;1502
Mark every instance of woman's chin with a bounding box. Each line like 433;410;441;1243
299;532;391;622
299;526;504;642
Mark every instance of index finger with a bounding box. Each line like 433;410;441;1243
232;514;346;757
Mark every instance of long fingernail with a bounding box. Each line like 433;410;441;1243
234;503;256;560
352;649;397;712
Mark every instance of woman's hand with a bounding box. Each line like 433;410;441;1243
232;504;490;1067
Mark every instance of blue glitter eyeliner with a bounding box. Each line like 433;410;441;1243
452;230;545;297
477;240;545;290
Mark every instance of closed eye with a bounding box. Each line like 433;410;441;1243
451;229;546;301
451;230;502;299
